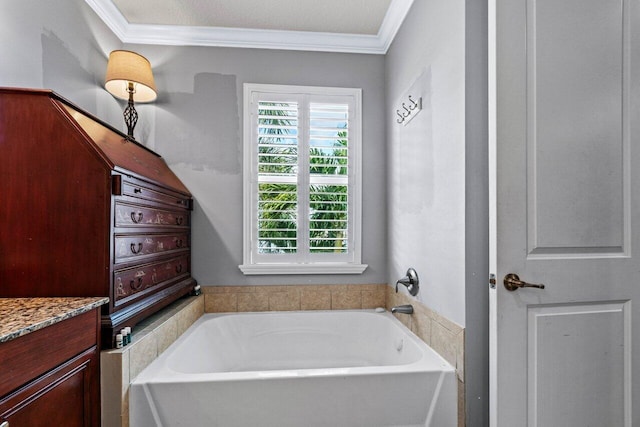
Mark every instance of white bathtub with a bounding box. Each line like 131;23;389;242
130;310;457;427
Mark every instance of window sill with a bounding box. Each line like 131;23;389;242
239;263;368;275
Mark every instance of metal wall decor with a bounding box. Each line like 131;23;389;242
396;94;422;125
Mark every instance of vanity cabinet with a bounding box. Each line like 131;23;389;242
0;308;101;426
0;88;197;347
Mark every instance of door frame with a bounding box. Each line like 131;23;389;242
488;0;499;425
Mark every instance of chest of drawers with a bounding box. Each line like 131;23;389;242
108;175;195;336
0;88;197;347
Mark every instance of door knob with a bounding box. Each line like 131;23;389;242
503;273;545;291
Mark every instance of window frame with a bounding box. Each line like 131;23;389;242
240;83;367;275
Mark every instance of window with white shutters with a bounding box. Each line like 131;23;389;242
241;84;366;275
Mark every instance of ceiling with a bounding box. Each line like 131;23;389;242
85;0;414;54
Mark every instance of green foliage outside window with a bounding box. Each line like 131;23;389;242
258;103;348;254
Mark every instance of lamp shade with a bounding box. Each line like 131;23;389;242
105;50;157;102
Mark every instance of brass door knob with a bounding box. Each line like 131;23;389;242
503;273;545;291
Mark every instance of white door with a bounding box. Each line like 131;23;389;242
491;0;638;426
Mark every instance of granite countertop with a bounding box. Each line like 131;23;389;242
0;297;109;343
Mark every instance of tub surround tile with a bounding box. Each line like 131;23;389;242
331;291;362;309
204;286;236;294
121;351;130;403
121;387;130;426
0;297;109;343
430;306;464;336
129;330;159;380
268;290;301;311
266;285;299;293
351;283;383;292
458;379;466;427
306;284;335;293
203;283;390;313
155;317;178;355
300;290;332;310
392;307;412;330
386;287;403;314
206;292;237;312
177;296;205;335
362;288;386;309
203;284;388;312
431;321;458;368
387;289;412;329
237;292;269;312
101;295;203;427
100;350;126;426
410;307;433;346
456;329;465;381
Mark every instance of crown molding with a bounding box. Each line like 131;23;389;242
85;0;413;54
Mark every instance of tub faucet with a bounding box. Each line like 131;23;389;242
396;268;419;296
391;304;414;315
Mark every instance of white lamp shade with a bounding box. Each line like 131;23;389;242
105;50;157;102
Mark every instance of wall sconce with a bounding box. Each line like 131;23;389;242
105;50;157;140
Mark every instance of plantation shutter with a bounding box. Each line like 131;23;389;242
257;100;299;254
242;84;365;274
308;103;349;254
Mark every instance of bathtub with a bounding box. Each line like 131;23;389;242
130;310;457;427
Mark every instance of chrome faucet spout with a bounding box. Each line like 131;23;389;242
391;304;414;315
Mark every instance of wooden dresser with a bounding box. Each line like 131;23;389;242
0;88;197;347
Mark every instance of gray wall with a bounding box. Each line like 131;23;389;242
385;0;489;424
386;0;466;326
127;45;388;286
1;0;388;287
0;0;123;125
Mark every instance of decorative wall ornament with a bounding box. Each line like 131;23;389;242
395;94;422;125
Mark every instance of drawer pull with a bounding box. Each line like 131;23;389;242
175;239;183;249
131;211;144;223
176;264;183;274
176;216;184;226
130;277;144;290
130;242;143;254
134;188;142;194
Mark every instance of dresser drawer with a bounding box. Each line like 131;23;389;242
114;201;190;228
114;233;189;263
113;255;190;303
120;176;191;209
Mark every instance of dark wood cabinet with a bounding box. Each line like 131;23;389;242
0;88;197;347
0;309;101;426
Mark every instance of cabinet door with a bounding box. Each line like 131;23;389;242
0;348;98;427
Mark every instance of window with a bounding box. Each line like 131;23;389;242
240;84;366;275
